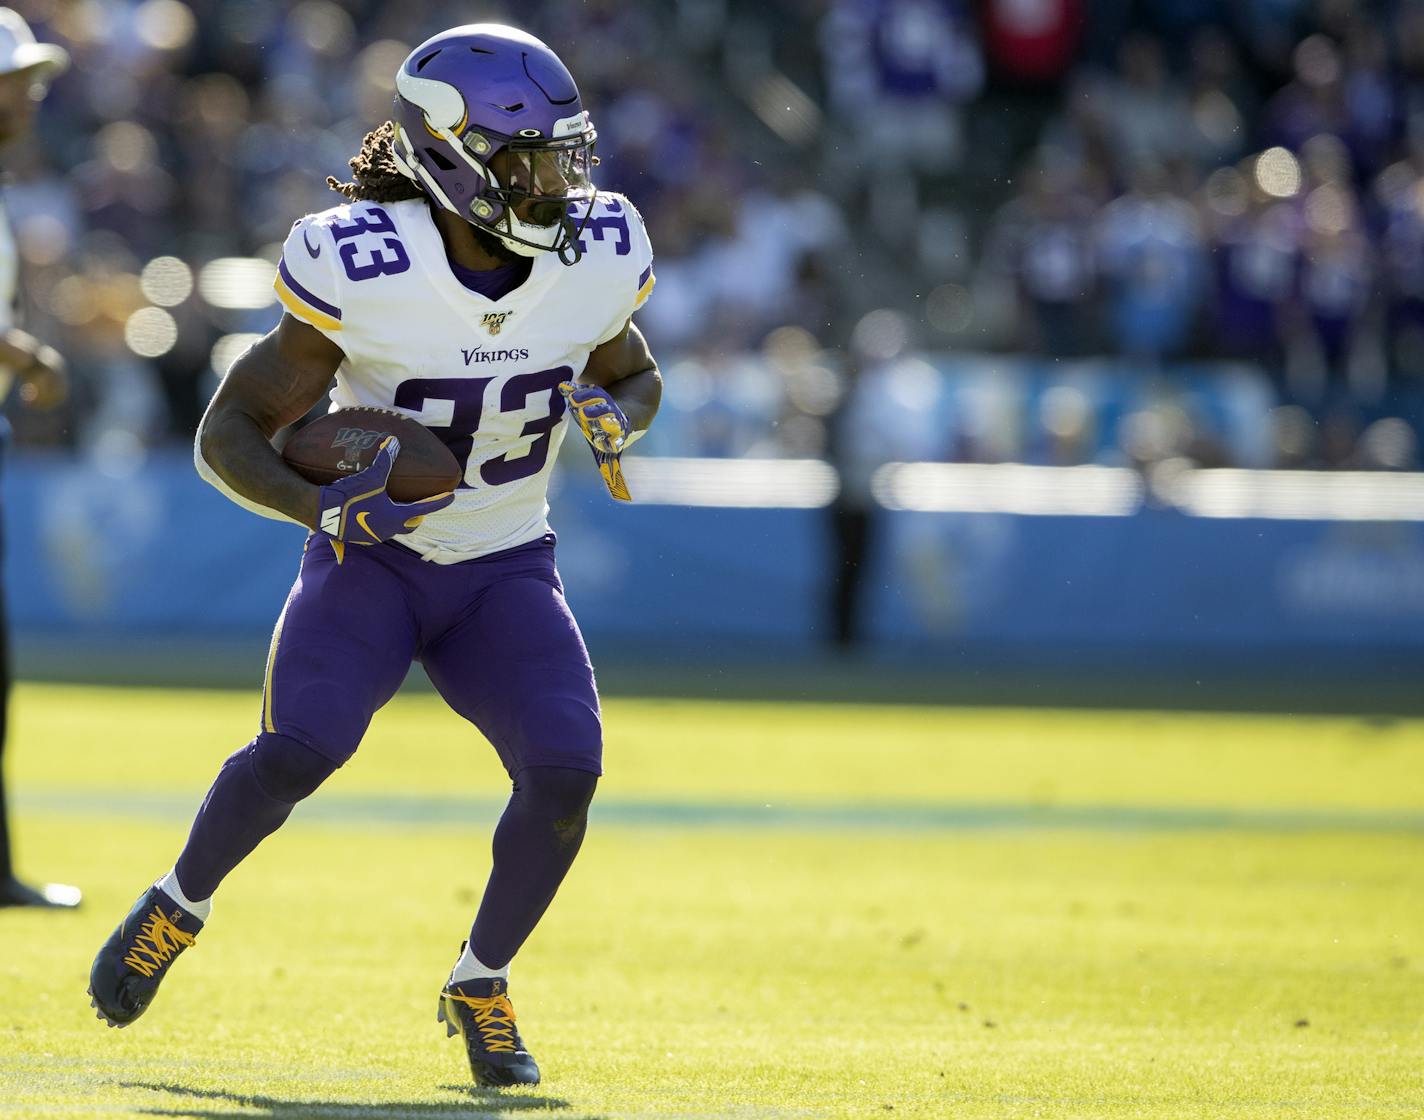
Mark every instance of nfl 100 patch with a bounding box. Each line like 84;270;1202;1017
481;311;514;335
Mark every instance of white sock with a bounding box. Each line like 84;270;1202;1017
448;941;509;984
156;868;212;922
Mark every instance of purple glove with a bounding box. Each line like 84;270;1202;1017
559;382;630;455
317;436;454;545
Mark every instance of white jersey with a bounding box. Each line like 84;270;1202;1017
267;193;654;563
0;193;17;400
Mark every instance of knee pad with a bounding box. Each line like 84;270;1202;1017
249;733;339;803
513;765;598;825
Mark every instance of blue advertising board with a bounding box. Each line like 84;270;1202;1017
2;451;1419;670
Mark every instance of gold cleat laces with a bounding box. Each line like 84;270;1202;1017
121;908;197;978
446;990;519;1053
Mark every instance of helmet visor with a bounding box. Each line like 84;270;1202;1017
468;131;595;226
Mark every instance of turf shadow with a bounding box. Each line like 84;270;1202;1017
122;1079;601;1119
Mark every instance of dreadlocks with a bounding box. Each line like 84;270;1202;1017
327;121;424;204
326;119;525;265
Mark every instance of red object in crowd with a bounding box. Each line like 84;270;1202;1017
979;0;1085;84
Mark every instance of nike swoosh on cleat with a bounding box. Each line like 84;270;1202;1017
303;229;321;258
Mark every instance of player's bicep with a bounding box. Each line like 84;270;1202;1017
210;313;345;438
580;319;656;390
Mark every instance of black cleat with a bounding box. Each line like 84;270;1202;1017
87;884;202;1027
438;976;541;1087
0;876;81;909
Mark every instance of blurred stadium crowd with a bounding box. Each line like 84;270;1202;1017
4;0;1424;474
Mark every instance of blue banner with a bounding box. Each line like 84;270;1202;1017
2;451;1418;666
866;509;1422;655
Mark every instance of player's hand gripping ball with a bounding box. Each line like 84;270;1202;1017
559;382;630;455
316;436;454;545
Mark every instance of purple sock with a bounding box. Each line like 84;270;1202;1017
469;766;597;969
173;734;336;901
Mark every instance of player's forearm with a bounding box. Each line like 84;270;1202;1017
601;366;661;433
197;409;322;529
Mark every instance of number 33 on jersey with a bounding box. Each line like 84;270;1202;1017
272;193;654;565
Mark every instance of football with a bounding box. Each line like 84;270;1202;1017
281;406;462;502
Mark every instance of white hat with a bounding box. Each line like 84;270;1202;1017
0;8;68;82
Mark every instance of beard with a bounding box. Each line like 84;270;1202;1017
469;221;522;265
425;198;527;267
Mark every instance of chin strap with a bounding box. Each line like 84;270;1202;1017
556;232;583;266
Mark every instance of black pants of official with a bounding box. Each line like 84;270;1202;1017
828;501;871;648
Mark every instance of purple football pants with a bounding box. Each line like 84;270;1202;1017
263;532;602;775
171;532;600;967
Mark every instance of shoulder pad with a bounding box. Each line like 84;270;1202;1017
575;193;654;313
274;212;345;335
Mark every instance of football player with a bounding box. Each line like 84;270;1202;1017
88;25;660;1088
0;8;78;910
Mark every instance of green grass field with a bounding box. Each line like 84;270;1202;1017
0;681;1421;1119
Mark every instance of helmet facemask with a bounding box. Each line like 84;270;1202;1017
465;127;598;263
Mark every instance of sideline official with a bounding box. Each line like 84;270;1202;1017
0;7;77;910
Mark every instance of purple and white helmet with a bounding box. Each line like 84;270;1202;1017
391;24;597;263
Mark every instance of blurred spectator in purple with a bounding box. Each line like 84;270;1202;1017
1290;148;1378;398
1394;0;1424;152
1261;36;1356;163
72;122;175;258
982;152;1101;356
1200;158;1299;373
1091;33;1198;176
1339;23;1396;179
1375;146;1424;378
819;0;983;239
1228;0;1314;74
1183;26;1255;168
1094;161;1208;364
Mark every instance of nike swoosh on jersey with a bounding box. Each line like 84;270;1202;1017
303;229;321;258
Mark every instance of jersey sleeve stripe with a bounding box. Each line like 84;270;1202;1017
634;270;655;309
274;257;343;330
278;257;341;319
275;277;342;332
